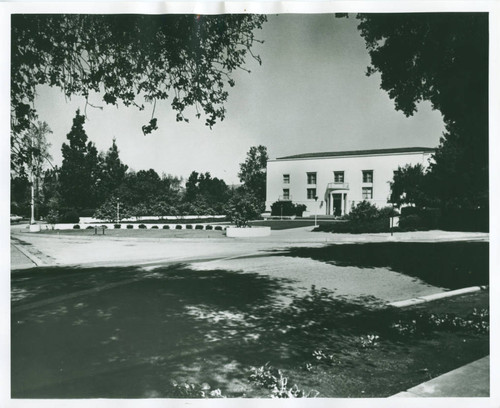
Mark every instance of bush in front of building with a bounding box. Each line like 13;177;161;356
398;214;428;231
347;201;398;222
439;208;488;232
225;191;263;227
270;201;307;217
315;201;398;234
315;218;392;234
398;208;440;231
398;207;487;232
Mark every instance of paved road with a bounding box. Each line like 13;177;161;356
11;226;489;304
10;243;36;269
11;224;488;267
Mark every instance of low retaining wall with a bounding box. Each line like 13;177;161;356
50;223;229;231
226;226;271;238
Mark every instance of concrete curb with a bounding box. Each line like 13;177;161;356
11;242;46;267
390;356;489;398
388;285;488;308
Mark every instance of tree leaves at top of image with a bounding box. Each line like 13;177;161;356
11;14;267;170
356;13;488;122
354;13;489;209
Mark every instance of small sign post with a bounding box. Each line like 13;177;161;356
314;196;319;228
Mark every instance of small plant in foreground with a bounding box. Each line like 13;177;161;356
311;349;340;366
138;224;147;229
73;224;80;229
126;224;134;229
390;320;417;336
170;381;224;398
359;334;380;349
389;309;489;336
46;208;59;228
162;225;170;229
114;224;121;229
248;363;318;398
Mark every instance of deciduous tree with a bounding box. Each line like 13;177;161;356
353;13;488;209
11;14;267;171
238;145;268;203
389;164;430;208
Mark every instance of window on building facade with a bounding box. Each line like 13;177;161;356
283;174;290;184
307;172;317;185
282;188;290;200
334;171;344;183
362;170;373;183
362;187;373;199
307;188;317;199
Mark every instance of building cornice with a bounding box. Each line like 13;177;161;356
271;147;435;162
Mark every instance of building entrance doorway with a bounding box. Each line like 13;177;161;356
332;194;342;217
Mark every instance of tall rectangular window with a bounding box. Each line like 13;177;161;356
307;188;317;199
282;188;290;200
334;171;344;183
362;170;373;183
307;172;317;184
283;174;290;184
362;187;373;199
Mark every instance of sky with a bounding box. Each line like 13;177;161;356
33;13;445;185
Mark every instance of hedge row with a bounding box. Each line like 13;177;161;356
315;208;488;234
314;218;392;234
398;208;488;232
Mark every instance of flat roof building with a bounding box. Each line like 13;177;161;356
265;147;435;217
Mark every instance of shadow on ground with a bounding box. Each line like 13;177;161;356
12;262;489;398
271;241;489;290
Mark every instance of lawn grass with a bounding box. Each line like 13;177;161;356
249;219;336;230
12;263;489;398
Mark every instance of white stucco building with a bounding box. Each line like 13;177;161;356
265;147;435;216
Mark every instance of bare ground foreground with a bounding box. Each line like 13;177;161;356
10;224;489;398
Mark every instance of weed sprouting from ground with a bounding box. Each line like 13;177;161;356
170;381;225;398
389;308;489;336
248;363;319;398
359;334;380;348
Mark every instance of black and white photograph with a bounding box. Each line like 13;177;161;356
3;1;498;406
